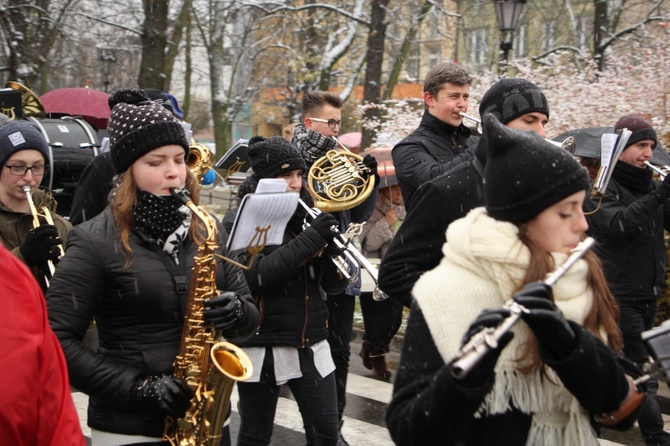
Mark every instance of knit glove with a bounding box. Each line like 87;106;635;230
310;212;340;240
20;224;63;270
130;375;193;418
513;281;578;360
362;154;380;185
655;173;670;202
454;308;514;387
204;291;243;331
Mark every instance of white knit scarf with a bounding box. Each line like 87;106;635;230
413;207;600;446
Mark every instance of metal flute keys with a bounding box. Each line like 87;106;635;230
450;237;595;380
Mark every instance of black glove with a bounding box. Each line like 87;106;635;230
655;173;670;201
20;224;63;270
204;291;243;331
455;308;514;386
131;374;193;418
513;281;577;360
310;212;340;240
362;154;380;185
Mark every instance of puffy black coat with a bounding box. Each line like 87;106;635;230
392;111;479;211
46;207;257;437
224;207;348;348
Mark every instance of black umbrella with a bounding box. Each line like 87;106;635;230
552;127;670;166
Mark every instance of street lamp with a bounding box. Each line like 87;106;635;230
493;0;526;77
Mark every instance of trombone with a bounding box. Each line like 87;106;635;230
23;186;64;286
458;112;577;155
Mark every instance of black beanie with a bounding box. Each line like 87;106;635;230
483;114;589;224
248;135;307;179
107;89;189;174
615;114;657;149
0;120;51;169
479;78;549;124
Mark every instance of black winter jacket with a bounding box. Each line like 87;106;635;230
379;143;483;307
46;207;257;437
223;208;348;348
392;111;478;211
585;164;670;301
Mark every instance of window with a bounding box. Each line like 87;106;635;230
467;28;489;66
428;46;442;67
407;47;420;80
541;21;557;51
513;24;527;59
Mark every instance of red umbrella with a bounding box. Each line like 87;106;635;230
40;88;110;130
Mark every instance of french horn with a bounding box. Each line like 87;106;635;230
5;81;46;119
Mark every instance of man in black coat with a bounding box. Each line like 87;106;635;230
584;114;670;446
392;62;478;212
379;78;551;308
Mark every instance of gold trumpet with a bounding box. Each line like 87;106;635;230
458;112;577;154
23;186;64;285
645;161;670;180
306;137;377;213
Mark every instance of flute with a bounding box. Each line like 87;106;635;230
450;237;595;380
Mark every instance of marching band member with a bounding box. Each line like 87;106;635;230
46;89;258;446
224;136;348;446
0;118;71;292
387;114;644;446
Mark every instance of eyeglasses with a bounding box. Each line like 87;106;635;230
308;117;342;130
4;164;48;176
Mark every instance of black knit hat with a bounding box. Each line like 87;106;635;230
107;89;189;174
615;114;657;149
248;135;307;179
0;120;51;169
483;114;589;224
479;78;549;124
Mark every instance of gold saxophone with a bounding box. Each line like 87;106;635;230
163;188;253;446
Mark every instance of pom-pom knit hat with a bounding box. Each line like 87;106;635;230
482;113;589;224
0;120;51;169
107;89;189;174
479;78;549;124
615;114;657;150
247;135;307;179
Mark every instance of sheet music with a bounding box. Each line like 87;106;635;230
226;179;299;251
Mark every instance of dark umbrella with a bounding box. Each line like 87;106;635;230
553;126;670;166
40;88;110;130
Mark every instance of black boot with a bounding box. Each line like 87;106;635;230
337;419;350;446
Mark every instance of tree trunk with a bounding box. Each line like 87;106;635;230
139;0;169;90
593;0;609;71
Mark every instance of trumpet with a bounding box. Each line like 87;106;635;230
23;186;64;286
450;237;595;380
458;112;577;155
645;161;670;180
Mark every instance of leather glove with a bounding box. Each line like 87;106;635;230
20;224;63;270
454;308;514;386
310;212;340;240
362;154;380;185
513;281;577;359
204;291;243;331
131;374;193;418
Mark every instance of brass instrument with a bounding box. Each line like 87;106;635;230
5;81;46;119
450;237;595;380
645;161;670;180
164;188;253;446
187;142;215;181
23;186;63;286
458;112;577;154
306;136;377;212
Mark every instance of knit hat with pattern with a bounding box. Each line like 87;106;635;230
614;114;657;149
0;120;51;169
248;135;307;179
479;78;549;124
483;113;588;224
107;89;189;173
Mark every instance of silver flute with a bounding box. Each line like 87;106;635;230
450;237;595;380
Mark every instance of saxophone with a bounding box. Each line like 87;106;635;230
164;188;253;446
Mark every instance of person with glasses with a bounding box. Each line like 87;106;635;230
292;90;379;446
392;62;479;212
0;118;71;292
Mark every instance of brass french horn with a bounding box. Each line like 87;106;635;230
5;81;46;119
306;137;377;212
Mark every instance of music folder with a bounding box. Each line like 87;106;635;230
226;179;298;252
592;128;632;197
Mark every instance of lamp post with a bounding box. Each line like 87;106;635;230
493;0;526;77
100;50;117;93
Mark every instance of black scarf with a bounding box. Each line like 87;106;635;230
612;161;654;193
293;123;337;165
133;189;191;250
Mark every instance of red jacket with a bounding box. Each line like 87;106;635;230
0;244;85;446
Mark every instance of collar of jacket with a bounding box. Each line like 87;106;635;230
421;110;471;137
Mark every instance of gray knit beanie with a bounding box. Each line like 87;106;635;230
0;120;51;169
479;78;549;124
